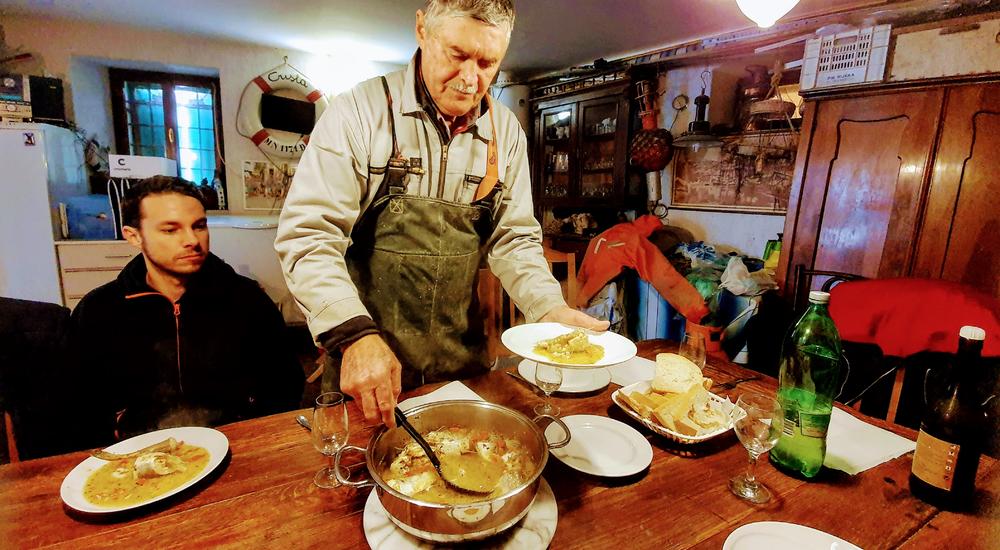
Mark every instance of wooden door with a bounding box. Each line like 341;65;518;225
779;89;945;298
913;83;1000;299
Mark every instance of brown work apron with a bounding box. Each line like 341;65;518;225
324;77;502;391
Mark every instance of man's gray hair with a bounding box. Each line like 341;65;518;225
423;0;515;36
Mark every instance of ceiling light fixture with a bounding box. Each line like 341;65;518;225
736;0;800;28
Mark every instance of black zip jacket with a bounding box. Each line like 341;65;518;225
71;253;304;444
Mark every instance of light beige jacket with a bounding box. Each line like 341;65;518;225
275;58;566;342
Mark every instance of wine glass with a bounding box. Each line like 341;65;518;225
312;391;349;489
728;392;782;504
679;331;707;370
533;362;563;416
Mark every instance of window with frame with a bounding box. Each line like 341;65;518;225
109;68;226;205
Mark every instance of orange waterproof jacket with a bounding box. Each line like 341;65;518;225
576;215;708;322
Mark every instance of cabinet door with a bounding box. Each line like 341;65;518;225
780;89;944;295
536;103;576;201
577;96;623;201
913;83;1000;299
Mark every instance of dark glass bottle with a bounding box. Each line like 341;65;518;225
909;326;987;509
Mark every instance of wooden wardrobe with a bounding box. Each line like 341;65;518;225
777;79;1000;301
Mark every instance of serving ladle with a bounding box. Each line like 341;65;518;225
393;407;503;495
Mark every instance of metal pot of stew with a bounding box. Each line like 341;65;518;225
335;400;570;542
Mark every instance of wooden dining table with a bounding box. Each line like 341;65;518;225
1;340;996;549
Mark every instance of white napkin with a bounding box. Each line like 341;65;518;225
397;381;483;411
608;356;656;386
823;407;916;475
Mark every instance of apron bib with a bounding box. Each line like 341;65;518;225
327;77;501;391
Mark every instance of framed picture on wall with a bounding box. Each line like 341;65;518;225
670;130;797;214
243;160;295;210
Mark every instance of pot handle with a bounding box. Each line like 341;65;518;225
534;414;572;449
334;444;376;489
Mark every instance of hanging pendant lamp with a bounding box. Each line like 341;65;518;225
674;71;722;152
736;0;800;28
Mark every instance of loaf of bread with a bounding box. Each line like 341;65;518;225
652;353;702;393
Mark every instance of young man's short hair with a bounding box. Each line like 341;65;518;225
121;176;207;229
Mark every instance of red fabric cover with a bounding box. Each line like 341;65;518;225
828;278;1000;357
576;215;708;322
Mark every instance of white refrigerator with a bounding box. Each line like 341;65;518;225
0;123;88;305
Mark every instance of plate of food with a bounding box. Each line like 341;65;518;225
500;323;637;368
60;426;229;513
611;353;735;444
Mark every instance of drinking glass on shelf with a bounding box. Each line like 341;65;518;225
729;392;782;504
533;362;563;416
679;331;707;370
312;391;349;489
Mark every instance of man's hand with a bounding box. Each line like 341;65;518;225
539;306;610;332
340;334;401;428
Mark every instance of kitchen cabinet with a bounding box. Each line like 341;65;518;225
56;241;139;309
531;81;641;214
778;80;1000;301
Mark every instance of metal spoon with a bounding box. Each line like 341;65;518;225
296;414;312;431
393;407;501;494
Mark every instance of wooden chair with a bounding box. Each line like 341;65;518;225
0;298;76;463
790;268;907;421
478;246;578;364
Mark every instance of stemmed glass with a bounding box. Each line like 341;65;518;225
679;331;707;370
729;392;782;504
312;391;349;489
533;362;563;416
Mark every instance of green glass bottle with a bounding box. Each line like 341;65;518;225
770;290;843;478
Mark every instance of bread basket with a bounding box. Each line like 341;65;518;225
611;381;735;444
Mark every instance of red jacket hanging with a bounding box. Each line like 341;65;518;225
576;215;708;322
829;278;1000;357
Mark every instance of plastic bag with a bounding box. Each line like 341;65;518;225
719;256;778;296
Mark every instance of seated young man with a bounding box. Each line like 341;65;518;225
72;176;304;443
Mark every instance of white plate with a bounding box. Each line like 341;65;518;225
501;323;637;368
723;521;862;550
543;415;652;477
611;380;735;444
517;360;611;393
60;426;229;514
363;478;558;549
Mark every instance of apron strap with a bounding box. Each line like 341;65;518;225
380;76;402;160
473;95;500;202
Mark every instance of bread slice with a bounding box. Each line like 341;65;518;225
652;353;703;393
621;391;658;419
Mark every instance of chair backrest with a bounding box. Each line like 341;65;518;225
0;297;73;463
792;265;864;313
478;246;578;363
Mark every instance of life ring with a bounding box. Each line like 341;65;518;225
236;62;328;160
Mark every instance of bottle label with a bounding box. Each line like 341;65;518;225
780;408;830;438
912;430;959;491
798;411;831;438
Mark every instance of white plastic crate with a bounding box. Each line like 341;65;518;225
800;24;892;90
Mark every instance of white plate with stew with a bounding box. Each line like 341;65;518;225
501;323;637;368
60;426;229;514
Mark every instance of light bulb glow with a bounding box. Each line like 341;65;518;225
736;0;800;28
